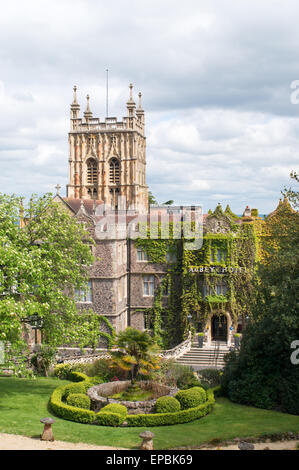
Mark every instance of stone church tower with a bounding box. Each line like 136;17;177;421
67;84;148;213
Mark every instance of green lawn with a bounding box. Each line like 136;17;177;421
0;376;298;449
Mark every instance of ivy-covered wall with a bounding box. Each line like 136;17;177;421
132;211;261;349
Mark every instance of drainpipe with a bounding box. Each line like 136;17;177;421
127;238;131;327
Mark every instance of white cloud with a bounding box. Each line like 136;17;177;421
0;0;298;212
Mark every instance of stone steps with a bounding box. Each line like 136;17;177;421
175;342;231;369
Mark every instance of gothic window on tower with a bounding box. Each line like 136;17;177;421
109;158;120;184
86;158;98;184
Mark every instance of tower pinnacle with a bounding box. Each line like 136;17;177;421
127;83;136;117
70;85;80;122
84;94;93;120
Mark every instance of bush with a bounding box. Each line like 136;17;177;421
66;393;91;410
221;322;299;415
157;361;200;389
30;345;56;376
63;378;92;398
179;376;201;390
95;411;125;426
49;370;217;427
85;358;128;381
126;388;216;427
68;371;90;382
53;363;74;380
53;363;90;379
95;403;128;426
100;403;127;419
197;369;222;389
155;396;181;413
175;386;206;410
50;385;95;424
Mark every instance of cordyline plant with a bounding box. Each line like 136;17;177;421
0;192;105;375
109;327;161;383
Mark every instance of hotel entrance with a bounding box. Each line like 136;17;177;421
211;315;227;342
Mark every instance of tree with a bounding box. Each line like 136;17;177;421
163;200;174;206
0;193;103;361
148;191;157;206
109;327;161;383
221;175;299;414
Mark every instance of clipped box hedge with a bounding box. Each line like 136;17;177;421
100;403;128;419
49;370;219;427
95;403;128;426
49;384;95;424
126;388;216;427
95;411;125;427
66;393;91;410
175;386;207;410
68;371;90;382
155;396;181;413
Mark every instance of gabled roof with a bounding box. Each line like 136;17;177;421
62;198;104;215
267;197;295;219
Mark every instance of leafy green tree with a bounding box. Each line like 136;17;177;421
109;327;161;382
221;176;299;414
0;193;103;359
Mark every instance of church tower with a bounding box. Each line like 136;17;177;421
67;84;148;213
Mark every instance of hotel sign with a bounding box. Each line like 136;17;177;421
188;266;247;274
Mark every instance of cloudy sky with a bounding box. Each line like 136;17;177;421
0;0;298;214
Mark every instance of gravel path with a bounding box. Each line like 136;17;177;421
0;432;297;450
0;432;128;450
200;440;298;450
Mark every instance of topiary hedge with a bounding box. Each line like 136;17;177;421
49;372;219;427
100;403;128;419
68;371;90;383
66;393;91;410
95;403;128;426
126;388;216;427
63;381;91;398
95;411;125;427
49;384;95;424
155;396;181;413
175;386;207;410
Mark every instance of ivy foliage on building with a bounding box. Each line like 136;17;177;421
134;208;261;349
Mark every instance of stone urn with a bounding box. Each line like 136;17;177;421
234;335;241;348
197;333;204;348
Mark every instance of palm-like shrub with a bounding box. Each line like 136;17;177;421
110;327;161;383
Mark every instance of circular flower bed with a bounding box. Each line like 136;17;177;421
87;380;179;414
49;372;218;427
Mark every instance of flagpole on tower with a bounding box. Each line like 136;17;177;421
106;68;109;118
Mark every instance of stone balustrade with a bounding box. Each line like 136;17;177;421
160;332;193;360
58;333;192;365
